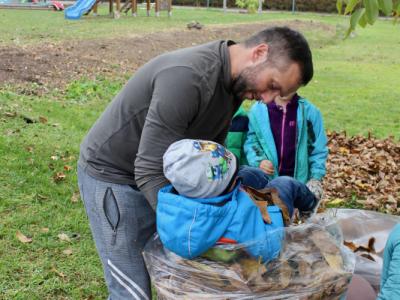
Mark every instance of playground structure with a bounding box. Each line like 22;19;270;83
0;0;64;10
65;0;172;19
119;0;172;17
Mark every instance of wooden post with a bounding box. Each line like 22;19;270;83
113;0;120;18
258;0;262;13
223;0;226;13
93;2;98;15
109;0;113;15
132;0;137;16
155;0;159;17
146;0;150;16
168;0;172;16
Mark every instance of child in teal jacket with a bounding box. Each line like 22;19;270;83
243;93;328;200
345;223;400;300
377;223;400;299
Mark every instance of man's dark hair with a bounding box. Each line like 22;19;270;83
244;26;313;86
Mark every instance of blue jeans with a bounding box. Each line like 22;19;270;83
237;166;317;217
78;165;156;300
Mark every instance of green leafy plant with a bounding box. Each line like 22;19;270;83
337;0;400;37
236;0;259;13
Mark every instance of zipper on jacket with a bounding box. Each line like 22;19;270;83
278;107;287;173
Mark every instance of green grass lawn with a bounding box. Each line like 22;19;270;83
0;6;341;45
0;7;399;299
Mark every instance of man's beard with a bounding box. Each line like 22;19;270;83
231;64;261;101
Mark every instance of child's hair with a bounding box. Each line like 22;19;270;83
163;139;238;198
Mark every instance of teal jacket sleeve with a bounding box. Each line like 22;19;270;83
243;121;268;168
305;102;328;180
377;224;400;300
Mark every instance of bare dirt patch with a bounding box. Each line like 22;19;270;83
0;20;335;91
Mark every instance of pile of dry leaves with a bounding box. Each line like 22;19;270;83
323;131;400;214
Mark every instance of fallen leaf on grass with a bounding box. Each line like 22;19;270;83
58;233;71;242
41;227;49;233
51;267;66;278
71;191;80;203
327;198;345;206
53;172;66;182
4;111;17;118
36;194;48;200
26;146;34;152
16;231;32;243
62;155;76;162
62;249;73;256
38;116;48;124
63;165;72;171
50;155;59;161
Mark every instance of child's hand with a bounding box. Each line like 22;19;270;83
306;179;323;201
259;160;274;175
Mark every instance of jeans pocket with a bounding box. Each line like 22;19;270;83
103;187;121;246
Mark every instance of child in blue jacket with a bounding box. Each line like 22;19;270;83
156;139;319;262
242;93;328;201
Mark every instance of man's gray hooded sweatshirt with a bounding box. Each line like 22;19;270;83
78;40;240;207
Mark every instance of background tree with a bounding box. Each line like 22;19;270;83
338;0;400;36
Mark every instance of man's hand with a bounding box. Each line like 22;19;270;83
259;160;274;175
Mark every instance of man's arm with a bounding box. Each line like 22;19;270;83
134;67;204;209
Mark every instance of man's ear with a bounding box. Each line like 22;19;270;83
251;43;269;64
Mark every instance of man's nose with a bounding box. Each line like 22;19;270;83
260;91;280;104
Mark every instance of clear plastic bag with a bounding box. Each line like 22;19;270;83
143;221;355;300
317;208;400;292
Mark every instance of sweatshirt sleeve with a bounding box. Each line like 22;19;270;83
134;67;203;207
306;105;328;180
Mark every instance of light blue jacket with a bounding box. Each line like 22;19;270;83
377;223;400;300
157;184;284;262
244;98;328;184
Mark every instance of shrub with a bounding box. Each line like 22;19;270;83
236;0;259;13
